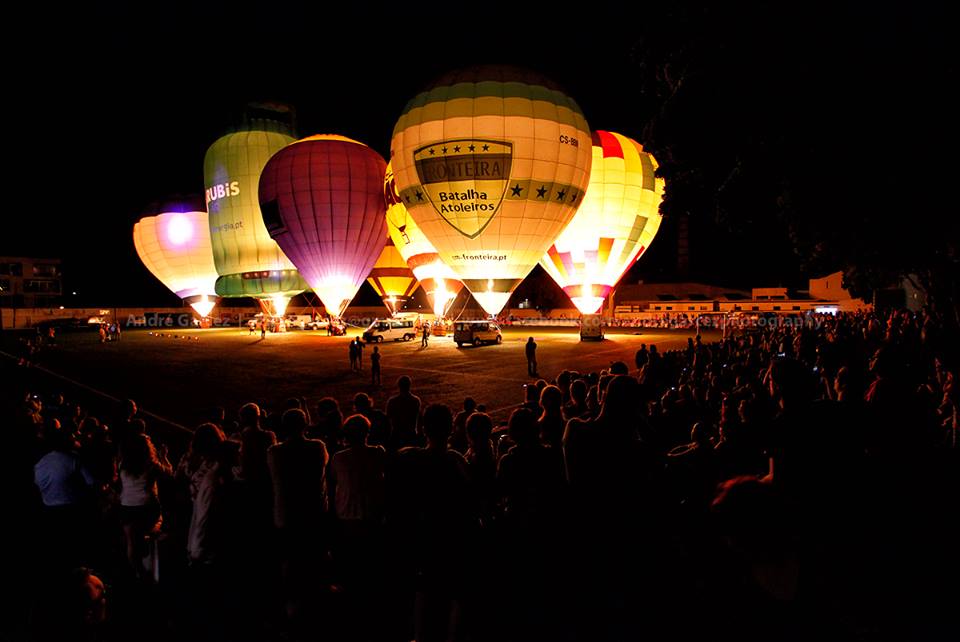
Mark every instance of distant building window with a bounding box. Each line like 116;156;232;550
32;263;60;277
734;305;742;311
654;306;661;311
793;306;801;311
688;306;695;311
23;279;60;294
752;306;760;311
0;262;23;276
773;306;781;311
666;306;673;311
0;278;10;293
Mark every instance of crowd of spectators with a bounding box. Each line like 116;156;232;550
6;309;959;641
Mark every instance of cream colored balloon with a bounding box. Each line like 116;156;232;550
390;66;592;315
133;208;219;316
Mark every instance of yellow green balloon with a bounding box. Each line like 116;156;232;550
390;66;592;315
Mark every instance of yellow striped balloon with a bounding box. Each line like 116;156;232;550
384;163;463;316
390;66;592;316
541;131;664;314
366;237;420;316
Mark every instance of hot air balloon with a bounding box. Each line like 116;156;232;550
384;163;463;317
133;201;219;317
204;118;308;317
390;66;593;316
541;131;665;314
366;237;419;316
258;134;388;318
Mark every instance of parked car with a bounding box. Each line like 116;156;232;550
453;320;503;347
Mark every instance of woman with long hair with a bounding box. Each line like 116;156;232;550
118;433;171;579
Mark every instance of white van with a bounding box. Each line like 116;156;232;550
454;320;503;347
362;318;417;343
579;313;604;341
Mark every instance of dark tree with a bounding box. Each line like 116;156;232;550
624;2;957;322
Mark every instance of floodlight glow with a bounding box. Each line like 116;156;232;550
313;275;360;317
271;295;291;318
190;294;216;318
571;283;606;315
431;279;454;317
166;213;194;246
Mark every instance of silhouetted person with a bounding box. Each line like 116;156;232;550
537;384;565;449
386;375;421;450
421;323;430;347
355;337;364;370
353;392;390;449
464;411;496;525
497;407;565;528
371;345;382;385
390;404;472;642
563;378;589;420
118;433;171;579
34;428;96;569
349;337;358;371
267;409;330;623
525;336;538;376
635;343;649;371
450;397;476;454
312;397;343;449
328;414;387;612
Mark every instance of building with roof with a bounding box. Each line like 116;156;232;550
610;271;869;318
0;257;62;309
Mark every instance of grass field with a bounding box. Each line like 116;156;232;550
21;324;716;428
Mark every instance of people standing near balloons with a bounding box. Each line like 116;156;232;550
370;346;381;386
354;337;364;371
526;337;538;377
349;339;359;372
421;323;430;348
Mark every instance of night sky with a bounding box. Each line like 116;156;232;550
6;2;951;307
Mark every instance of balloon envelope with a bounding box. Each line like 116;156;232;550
390;66;592;315
541;131;665;314
384;163;463;316
259;134;388;317
204;121;308;300
133;205;219;316
366;237;419;316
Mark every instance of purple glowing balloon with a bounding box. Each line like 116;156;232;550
259;134;388;316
